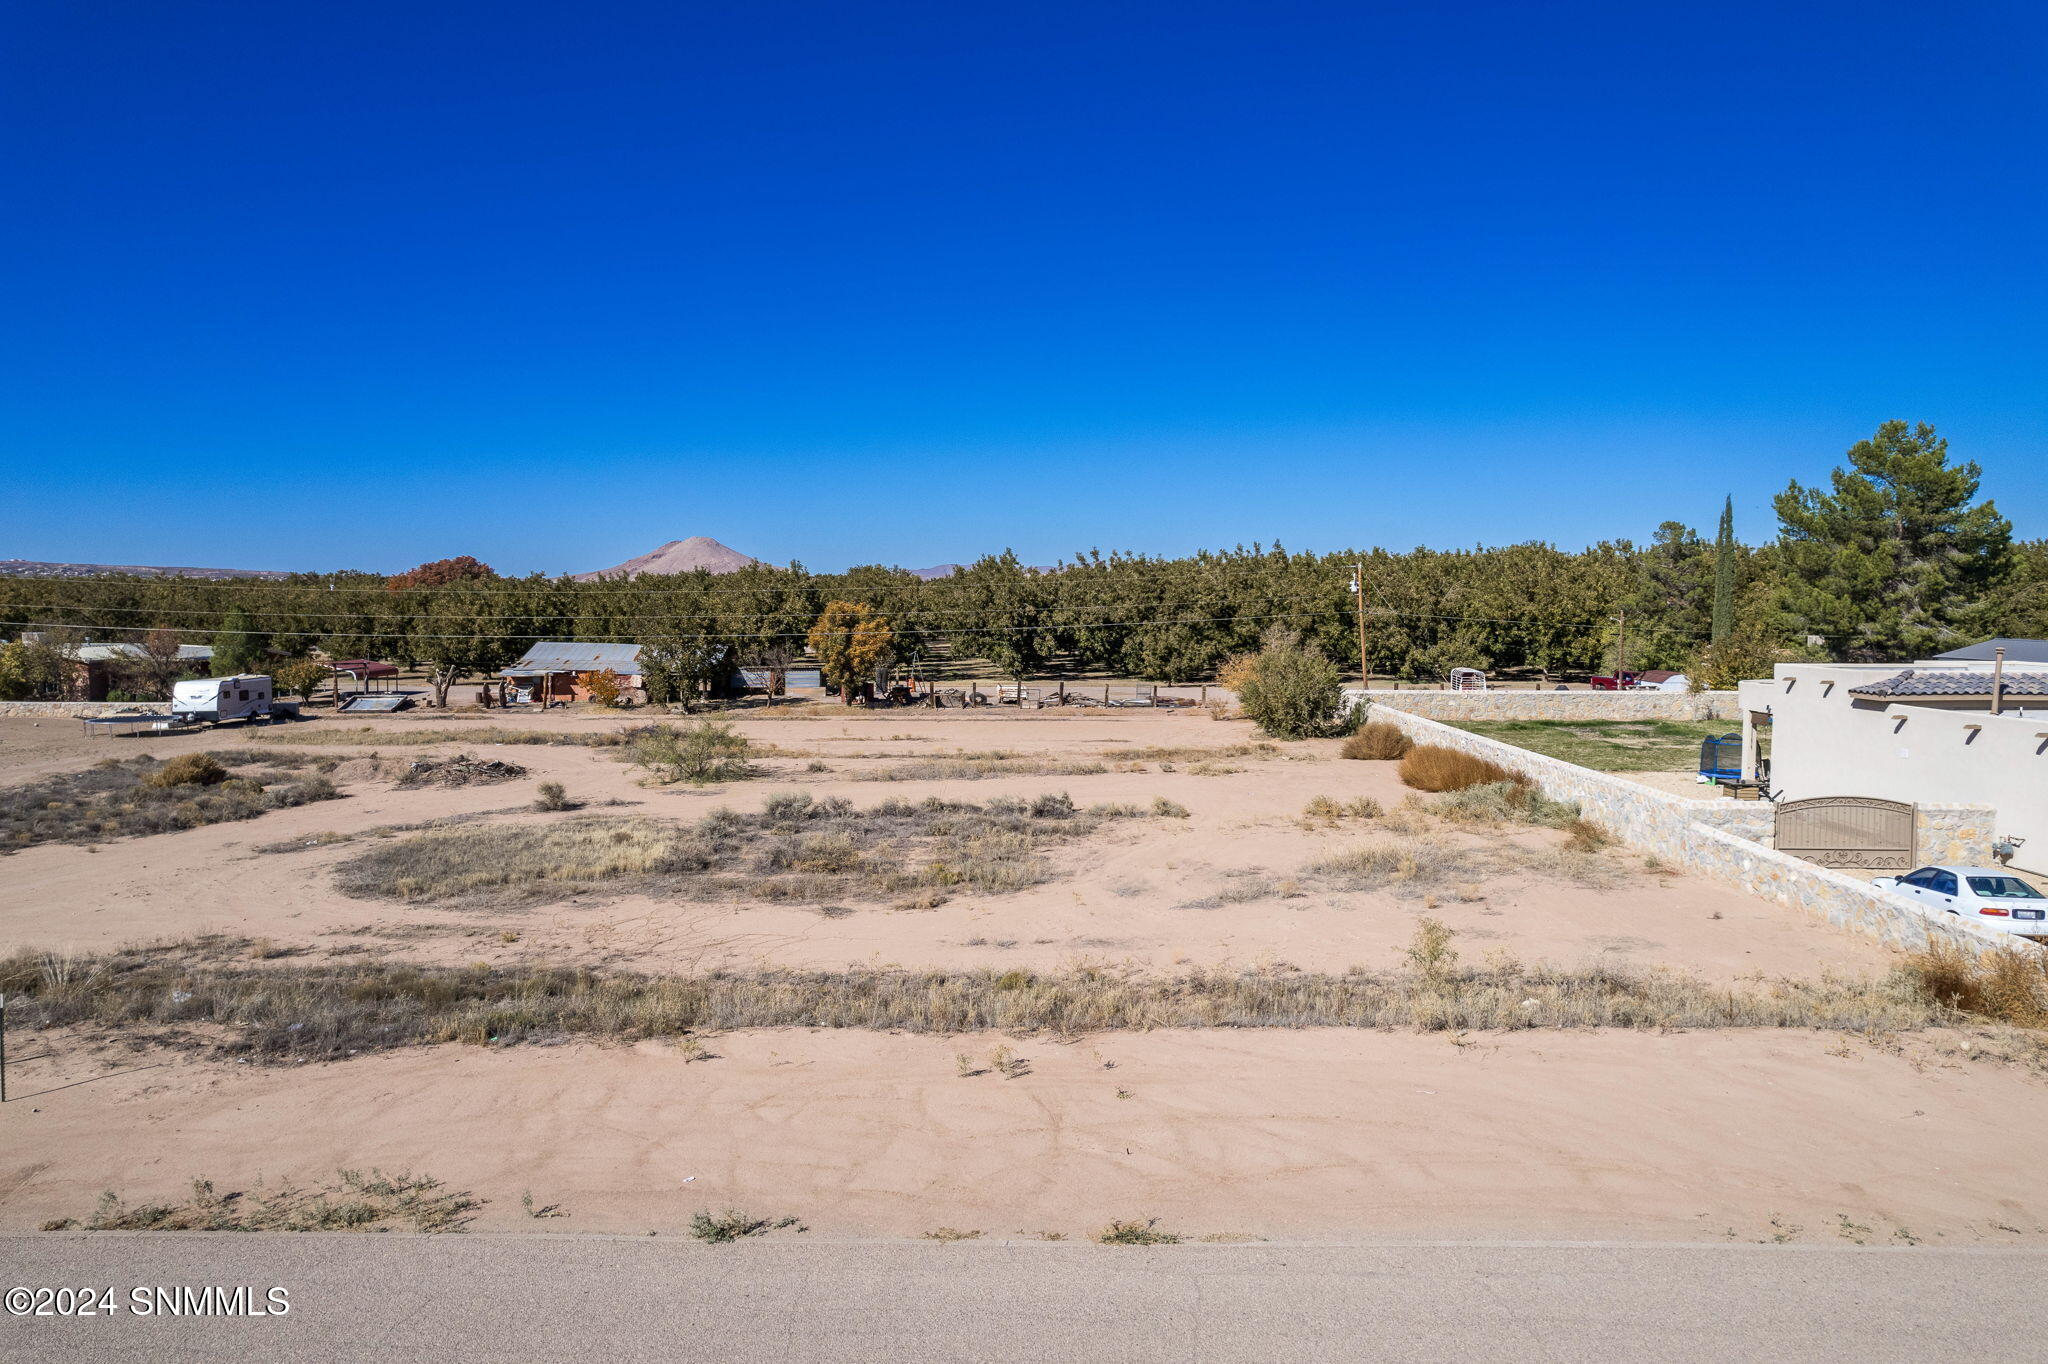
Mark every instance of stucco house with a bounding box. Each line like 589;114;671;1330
1735;640;2048;875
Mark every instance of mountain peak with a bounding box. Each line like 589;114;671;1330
574;537;758;580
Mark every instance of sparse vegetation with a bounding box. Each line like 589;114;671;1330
0;936;1965;1063
533;781;576;812
1342;723;1412;761
1428;779;1578;828
333;792;1147;907
1;754;343;853
1303;795;1380;824
395;753;528;787
856;755;1108;781
44;1170;479;1233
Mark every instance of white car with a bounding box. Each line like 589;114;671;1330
1873;865;2048;941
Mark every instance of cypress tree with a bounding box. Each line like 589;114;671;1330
1711;495;1736;644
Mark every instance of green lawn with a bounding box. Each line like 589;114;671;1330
1444;719;1736;773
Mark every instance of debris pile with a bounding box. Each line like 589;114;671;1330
394;753;530;787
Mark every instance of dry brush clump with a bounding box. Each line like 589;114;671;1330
332;791;1147;908
0;936;1959;1063
1399;745;1526;793
0;753;342;853
1341;724;1412;761
1896;938;2048;1028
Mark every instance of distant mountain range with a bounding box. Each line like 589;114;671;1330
0;559;291;581
2;541;1018;583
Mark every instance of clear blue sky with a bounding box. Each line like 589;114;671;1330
3;0;2043;575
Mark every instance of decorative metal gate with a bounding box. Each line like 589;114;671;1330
1774;797;1917;870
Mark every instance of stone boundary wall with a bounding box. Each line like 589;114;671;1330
1917;806;1998;867
1365;702;2001;956
1341;688;1738;722
0;701;144;717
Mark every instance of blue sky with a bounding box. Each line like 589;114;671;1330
3;0;2043;575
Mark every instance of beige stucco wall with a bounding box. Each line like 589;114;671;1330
1740;665;2048;876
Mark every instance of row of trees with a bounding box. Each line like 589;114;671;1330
1;423;2037;701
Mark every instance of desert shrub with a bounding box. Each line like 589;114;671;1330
1405;916;1458;982
1430;780;1578;829
145;753;229;788
1151;797;1190;818
1236;632;1358;741
1399;745;1524;793
534;782;574;812
1341;723;1411;761
623;721;757;785
1309;838;1473;891
1098;1219;1182;1245
690;1210;803;1243
582;669;626;707
1563;818;1611;852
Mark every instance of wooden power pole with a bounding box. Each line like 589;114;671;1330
1615;608;1628;678
1352;562;1369;686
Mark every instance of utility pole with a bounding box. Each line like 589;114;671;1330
1615;608;1628;679
1352;562;1369;687
1;992;8;1104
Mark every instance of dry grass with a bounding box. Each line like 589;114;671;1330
252;726;628;747
0;936;1961;1063
1341;724;1412;761
1399;745;1526;792
1;754;343;853
1429;779;1578;828
1104;743;1282;763
333;792;1145;908
690;1209;804;1243
857;755;1110;781
1897;938;2048;1028
42;1169;479;1233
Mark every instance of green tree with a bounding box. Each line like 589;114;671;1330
211;605;270;674
1711;496;1737;644
807;601;894;703
1774;422;2013;660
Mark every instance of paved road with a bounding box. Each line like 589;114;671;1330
3;1236;2042;1362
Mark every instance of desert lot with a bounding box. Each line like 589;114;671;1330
2;704;2044;1244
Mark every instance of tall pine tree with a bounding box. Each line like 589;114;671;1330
1773;421;2012;659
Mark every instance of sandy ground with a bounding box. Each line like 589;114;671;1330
1;707;2003;1245
0;711;1886;982
3;1028;2043;1243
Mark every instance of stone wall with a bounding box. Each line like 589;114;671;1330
1364;703;2002;956
1917;805;1998;866
0;701;147;718
1341;688;1738;722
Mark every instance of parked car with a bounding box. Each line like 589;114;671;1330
1872;865;2048;941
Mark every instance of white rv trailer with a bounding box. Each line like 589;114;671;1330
170;674;276;724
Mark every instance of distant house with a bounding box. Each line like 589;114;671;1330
1734;639;2048;875
72;642;214;700
500;642;645;704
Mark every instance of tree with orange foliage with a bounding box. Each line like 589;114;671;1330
806;601;894;704
386;556;497;591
